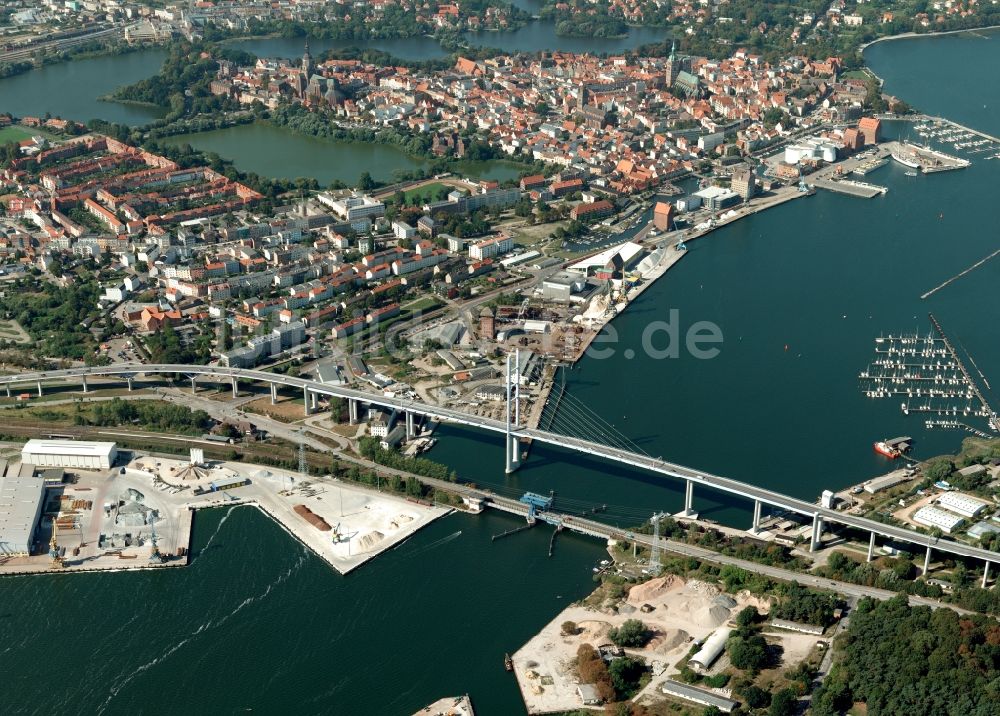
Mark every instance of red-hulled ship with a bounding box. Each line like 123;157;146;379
873;441;901;459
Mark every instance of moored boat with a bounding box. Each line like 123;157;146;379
873;441;901;459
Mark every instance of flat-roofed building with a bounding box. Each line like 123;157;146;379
661;680;737;713
0;473;45;555
913;505;964;534
937;491;989;519
863;472;912;494
21;440;117;470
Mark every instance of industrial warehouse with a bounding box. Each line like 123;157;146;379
0;467;46;555
21;440;118;470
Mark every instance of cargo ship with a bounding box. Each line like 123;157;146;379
873;441;901;459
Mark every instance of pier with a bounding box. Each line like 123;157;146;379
928;313;996;426
921;245;1000;299
812;177;888;198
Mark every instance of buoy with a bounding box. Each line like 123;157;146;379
784;344;789;351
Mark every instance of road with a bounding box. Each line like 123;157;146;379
3;363;998;569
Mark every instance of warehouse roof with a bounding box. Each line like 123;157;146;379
937;491;989;517
0;474;45;553
913;505;965;533
22;440;117;457
662;680;738;713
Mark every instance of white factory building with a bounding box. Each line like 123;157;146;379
0;472;45;555
21;440;118;470
936;492;989;519
912;505;965;534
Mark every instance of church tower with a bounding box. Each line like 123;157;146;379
665;39;680;87
302;42;312;79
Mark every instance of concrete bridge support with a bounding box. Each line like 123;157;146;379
810;513;824;553
984;561;991;589
924;545;933;576
190;376;197;394
505;434;521;474
270;383;277;405
405;411;416;439
867;532;876;562
303;387;312;416
36;381;42;397
348;398;359;425
310;391;318;411
750;500;762;534
231;377;238;399
126;377;133;392
5;385;9;398
82;375;88;393
683;480;695;517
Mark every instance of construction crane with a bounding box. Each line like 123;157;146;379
516;297;530;320
49;519;64;569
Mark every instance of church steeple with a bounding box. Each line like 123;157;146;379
302;42;312;78
665;39;680;87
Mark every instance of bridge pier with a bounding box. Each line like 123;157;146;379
126;377;133;392
984;561;991;589
303;387;312;416
923;545;933;576
270;383;277;405
190;376;197;394
348;398;359;425
310;391;317;411
505;434;521;474
405;411;415;439
750;500;762;534
36;381;42;397
810;513;823;552
683;480;695;517
6;384;10;398
81;375;88;393
867;531;876;562
231;377;238;399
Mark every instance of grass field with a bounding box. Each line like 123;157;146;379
0;125;58;145
397;182;451;205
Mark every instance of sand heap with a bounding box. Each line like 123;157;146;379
358;531;385;551
627;574;684;604
736;590;773;615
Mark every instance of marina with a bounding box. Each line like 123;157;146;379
858;316;997;430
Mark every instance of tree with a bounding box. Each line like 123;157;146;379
727;633;768;671
608;619;648;648
561;620;578;636
739;684;771;709
608;656;646;698
735;605;759;629
358;171;377;191
768;688;797;716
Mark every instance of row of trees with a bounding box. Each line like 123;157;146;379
357;436;458;482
